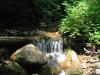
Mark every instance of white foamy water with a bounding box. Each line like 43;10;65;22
59;70;65;75
33;37;63;53
46;52;66;62
33;36;67;65
33;37;65;62
33;36;66;75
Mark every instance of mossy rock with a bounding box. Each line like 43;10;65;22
39;65;52;75
10;44;47;64
0;61;27;75
10;44;47;73
39;64;62;75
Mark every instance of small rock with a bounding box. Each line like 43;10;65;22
95;69;100;75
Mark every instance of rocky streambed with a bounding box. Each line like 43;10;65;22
0;44;48;75
0;37;100;75
80;55;100;75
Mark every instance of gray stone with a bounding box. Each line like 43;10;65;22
10;44;47;73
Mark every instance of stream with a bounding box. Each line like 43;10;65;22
0;36;99;75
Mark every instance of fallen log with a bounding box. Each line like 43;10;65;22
84;48;100;55
0;37;37;45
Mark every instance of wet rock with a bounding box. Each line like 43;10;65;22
39;57;63;75
0;60;27;75
10;44;47;73
40;64;62;75
59;50;82;75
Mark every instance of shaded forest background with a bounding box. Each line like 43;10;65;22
0;0;100;51
0;0;64;31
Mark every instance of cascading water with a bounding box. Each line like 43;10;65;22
33;36;66;75
33;36;66;61
33;37;66;61
33;37;63;53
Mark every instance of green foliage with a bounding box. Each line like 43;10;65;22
59;0;88;36
90;31;100;44
59;0;100;45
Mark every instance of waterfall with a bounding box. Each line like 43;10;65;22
33;36;66;62
33;36;66;75
33;37;63;53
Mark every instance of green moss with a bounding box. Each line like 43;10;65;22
39;65;52;75
0;61;27;75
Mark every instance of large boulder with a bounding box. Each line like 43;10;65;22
10;44;47;73
0;60;27;75
59;50;83;75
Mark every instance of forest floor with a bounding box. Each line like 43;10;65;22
79;54;100;75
